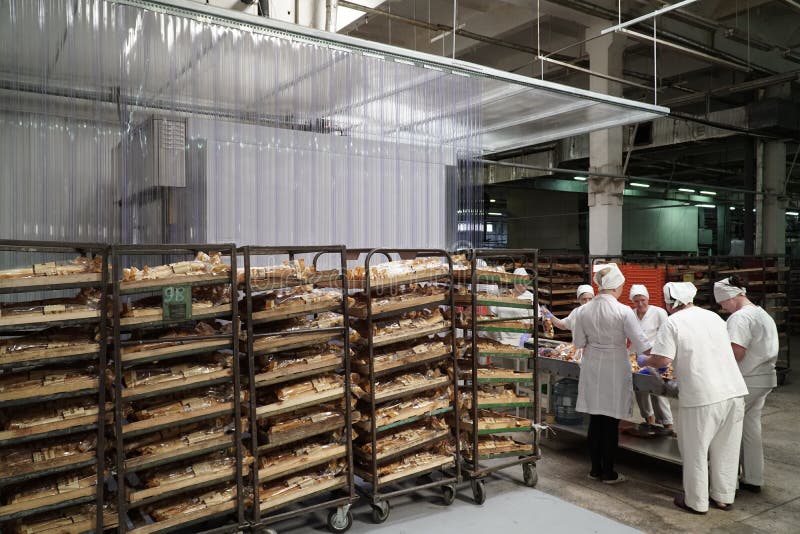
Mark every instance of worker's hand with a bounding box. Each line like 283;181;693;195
539;306;554;319
519;333;531;348
636;354;649;367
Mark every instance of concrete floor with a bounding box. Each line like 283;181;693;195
535;375;800;534
267;376;800;534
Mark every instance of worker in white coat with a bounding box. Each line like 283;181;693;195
644;282;748;514
572;264;651;484
487;267;534;347
547;284;594;331
629;284;673;436
714;276;779;494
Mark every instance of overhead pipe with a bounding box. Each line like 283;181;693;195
665;70;800;107
621;29;752;72
639;0;800;62
326;0;337;32
554;0;774;75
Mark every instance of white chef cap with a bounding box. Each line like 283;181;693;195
593;263;625;290
513;267;528;276
713;277;746;303
629;284;649;300
576;284;594;299
663;282;697;307
476;259;488;268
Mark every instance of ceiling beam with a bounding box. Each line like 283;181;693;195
337;0;577;62
551;0;774;75
664;70;800;107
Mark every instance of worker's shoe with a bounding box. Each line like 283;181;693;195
587;472;601;481
601;473;627;485
674;495;706;515
739;482;762;493
653;425;674;437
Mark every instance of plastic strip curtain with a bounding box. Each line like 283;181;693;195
0;0;486;265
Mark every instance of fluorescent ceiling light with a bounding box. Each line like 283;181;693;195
630;182;650;188
700;190;717;196
487;212;503;216
696;204;716;208
729;206;736;211
489;199;497;203
573;176;587;181
678;188;696;193
787;211;799;216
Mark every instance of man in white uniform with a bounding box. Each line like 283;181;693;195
548;284;594;331
714;276;779;494
572;264;651;484
629;285;673;435
644;282;748;514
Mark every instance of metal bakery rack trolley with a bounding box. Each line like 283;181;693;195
239;246;356;534
347;249;460;524
110;244;245;534
0;239;112;533
455;249;540;504
536;254;589;342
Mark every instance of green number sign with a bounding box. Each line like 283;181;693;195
163;284;191;321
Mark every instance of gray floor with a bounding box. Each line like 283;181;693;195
269;375;800;534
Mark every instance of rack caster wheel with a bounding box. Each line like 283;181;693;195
471;479;486;505
327;508;353;533
442;483;457;505
523;463;538;487
372;501;390;524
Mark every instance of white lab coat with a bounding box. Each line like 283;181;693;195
652;306;748;511
633;305;672;424
488;290;534;347
726;304;779;487
572;294;651;420
562;306;581;331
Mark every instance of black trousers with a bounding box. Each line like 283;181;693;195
587;414;620;479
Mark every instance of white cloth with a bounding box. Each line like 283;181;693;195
577;284;594;298
636;391;674;425
636;305;668;343
572;294;652;420
651;306;748;408
488;290;534;347
562;306;581;331
633;304;672;425
714;278;747;303
513;267;528;276
677;397;744;511
740;387;771;486
629;284;649;300
663;282;697;306
593;263;625;290
726;304;779;388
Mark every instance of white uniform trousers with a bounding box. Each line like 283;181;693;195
635;391;673;425
740;387;772;487
677;397;744;511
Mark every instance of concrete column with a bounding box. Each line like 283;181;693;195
586;26;626;256
762;140;787;255
758;83;790;256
